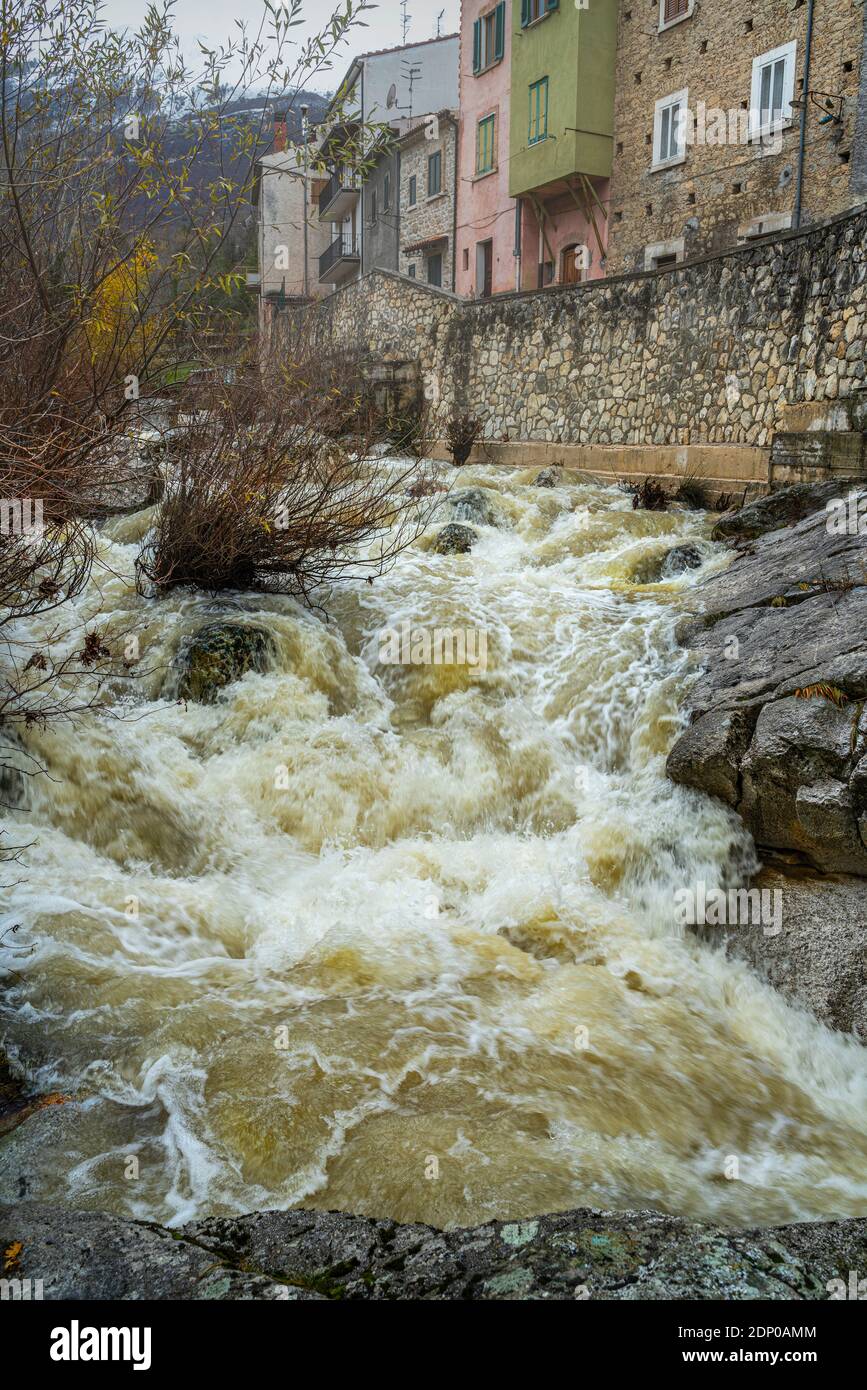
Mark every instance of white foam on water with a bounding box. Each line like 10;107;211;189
2;465;866;1229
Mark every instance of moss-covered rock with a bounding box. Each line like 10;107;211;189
435;523;477;555
171;623;276;704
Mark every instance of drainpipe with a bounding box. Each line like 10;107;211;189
451;119;458;291
792;0;816;230
514;198;522;291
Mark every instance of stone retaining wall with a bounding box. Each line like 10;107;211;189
275;205;867;478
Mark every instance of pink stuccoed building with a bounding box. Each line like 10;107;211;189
455;1;519;297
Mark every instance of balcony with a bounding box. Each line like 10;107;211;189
318;234;360;284
319;167;361;221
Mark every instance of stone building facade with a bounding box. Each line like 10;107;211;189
398;113;459;290
280;205;866;476
607;0;867;275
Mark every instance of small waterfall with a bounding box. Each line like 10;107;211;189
2;465;867;1229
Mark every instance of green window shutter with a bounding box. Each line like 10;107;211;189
546;0;559;11
473;18;481;73
494;3;505;60
521;0;530;27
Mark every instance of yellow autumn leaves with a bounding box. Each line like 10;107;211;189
84;240;159;368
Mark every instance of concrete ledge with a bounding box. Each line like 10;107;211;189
429;439;770;493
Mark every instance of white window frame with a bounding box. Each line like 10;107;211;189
749;41;797;142
644;237;685;271
657;0;694;34
652;88;688;171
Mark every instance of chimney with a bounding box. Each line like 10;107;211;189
273;110;288;153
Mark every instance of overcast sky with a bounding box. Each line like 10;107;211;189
99;1;460;93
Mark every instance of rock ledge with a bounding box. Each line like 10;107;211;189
2;1201;866;1301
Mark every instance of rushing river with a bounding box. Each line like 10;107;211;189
2;464;867;1229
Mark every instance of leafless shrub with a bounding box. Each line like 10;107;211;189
673;477;708;510
136;364;441;604
0;0;379;737
383;396;432;460
445;413;482;468
623;476;669;511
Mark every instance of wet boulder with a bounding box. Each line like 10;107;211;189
0;1050;69;1140
534;468;561;488
694;870;867;1038
661;543;704;577
711;480;855;543
633;543;703;585
435;523;477;555
171;623;276;704
444;488;501;528
667;480;867;877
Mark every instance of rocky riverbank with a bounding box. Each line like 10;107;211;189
3;1200;866;1300
666;479;867;1034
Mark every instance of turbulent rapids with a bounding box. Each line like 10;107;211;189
3;465;867;1230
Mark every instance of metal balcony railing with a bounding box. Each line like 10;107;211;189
318;167;360;219
319;235;360;279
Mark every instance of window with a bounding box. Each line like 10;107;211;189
428;150;442;196
528;78;549;145
408;174;417;206
369;187;377;222
737;212;792;240
652;88;688;168
539;260;554;287
750;42;796;138
659;0;692;29
644;237;685;270
383;172;390;210
473;2;505;74
477;114;496;174
521;0;558;25
427;253;443;287
408;264;416;278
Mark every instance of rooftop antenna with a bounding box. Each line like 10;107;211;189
399;59;421;119
436;9;444;37
400;0;411;44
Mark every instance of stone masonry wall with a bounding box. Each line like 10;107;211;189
607;0;864;276
278;203;867;449
399;116;459;290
